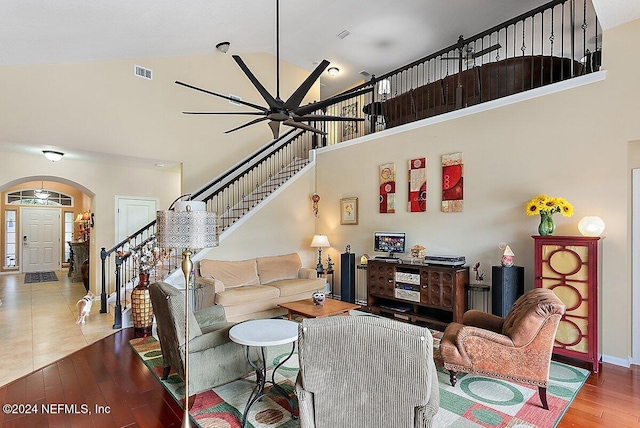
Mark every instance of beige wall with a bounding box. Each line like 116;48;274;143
0;51;320;292
0;52;320;193
0;152;181;294
198;166;318;268
313;18;640;363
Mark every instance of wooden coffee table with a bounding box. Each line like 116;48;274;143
279;298;360;320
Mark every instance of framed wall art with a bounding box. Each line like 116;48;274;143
340;197;358;225
379;163;396;213
408;157;427;212
442;152;464;212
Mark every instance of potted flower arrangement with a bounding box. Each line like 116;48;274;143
128;236;169;337
525;194;574;235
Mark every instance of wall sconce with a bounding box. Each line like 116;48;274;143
43;150;64;162
310;234;331;274
327;67;339;76
578;216;605;236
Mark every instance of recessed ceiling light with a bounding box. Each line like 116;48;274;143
216;41;230;54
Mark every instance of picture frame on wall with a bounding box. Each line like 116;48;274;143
340;197;358;225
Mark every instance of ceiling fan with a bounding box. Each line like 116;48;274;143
441;35;501;63
175;0;366;139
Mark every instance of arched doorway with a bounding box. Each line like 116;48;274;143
1;176;94;275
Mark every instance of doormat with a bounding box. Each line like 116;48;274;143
24;271;59;283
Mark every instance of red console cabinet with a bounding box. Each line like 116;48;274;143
533;235;601;372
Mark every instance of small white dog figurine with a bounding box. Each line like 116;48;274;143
76;291;94;324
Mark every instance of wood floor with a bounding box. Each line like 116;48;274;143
0;326;637;427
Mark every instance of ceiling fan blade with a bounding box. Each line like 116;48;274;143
183;111;265;115
224;117;269;134
268;121;281;139
283;119;327;135
283;59;330;111
294;87;372;117
293;114;365;122
232;55;281;109
175;81;268;112
472;43;501;58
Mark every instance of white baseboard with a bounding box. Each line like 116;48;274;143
601;353;632;368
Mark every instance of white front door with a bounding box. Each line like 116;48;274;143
21;207;61;273
115;197;159;243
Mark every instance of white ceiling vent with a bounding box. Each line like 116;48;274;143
359;70;371;77
134;65;152;80
337;30;351;39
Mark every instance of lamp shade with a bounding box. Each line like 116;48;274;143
156;207;218;250
310;234;330;248
578;216;605;237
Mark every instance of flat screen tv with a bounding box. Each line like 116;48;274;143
373;232;406;258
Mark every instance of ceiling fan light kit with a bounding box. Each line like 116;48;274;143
176;0;367;139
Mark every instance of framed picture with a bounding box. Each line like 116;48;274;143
340;197;358;225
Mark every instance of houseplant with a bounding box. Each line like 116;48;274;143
525;194;574;235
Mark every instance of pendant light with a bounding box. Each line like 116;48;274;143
35;181;50;199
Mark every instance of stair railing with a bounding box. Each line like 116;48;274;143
99;128;313;323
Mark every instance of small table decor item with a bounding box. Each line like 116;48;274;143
500;244;515;267
312;290;325;306
525;194;573;236
410;244;425;264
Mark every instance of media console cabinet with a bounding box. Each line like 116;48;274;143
366;259;468;329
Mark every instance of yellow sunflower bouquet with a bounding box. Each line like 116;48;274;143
525;195;574;217
525;194;574;235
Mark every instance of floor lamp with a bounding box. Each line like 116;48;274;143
156;202;218;428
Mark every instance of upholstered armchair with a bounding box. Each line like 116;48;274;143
295;316;439;428
439;288;565;409
149;281;256;395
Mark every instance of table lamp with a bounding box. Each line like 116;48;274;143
156;201;218;428
311;234;330;274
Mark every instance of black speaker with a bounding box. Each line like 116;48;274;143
491;266;524;317
340;253;356;303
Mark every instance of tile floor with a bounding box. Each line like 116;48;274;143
0;270;117;388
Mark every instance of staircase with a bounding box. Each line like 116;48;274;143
101;129;315;327
219;156;308;228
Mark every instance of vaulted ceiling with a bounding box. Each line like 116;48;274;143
2;0;636;98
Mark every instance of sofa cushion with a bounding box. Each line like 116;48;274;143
256;253;302;284
199;259;260;289
215;285;280;306
268;278;325;298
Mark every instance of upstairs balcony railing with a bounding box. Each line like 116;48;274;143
313;0;601;145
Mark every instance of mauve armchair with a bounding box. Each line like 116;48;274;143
439;287;565;409
295;315;439;428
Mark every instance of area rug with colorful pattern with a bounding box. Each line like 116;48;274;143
130;322;589;428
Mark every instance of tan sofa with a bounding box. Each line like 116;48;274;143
196;252;325;322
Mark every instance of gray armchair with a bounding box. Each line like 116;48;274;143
149;281;255;395
295;316;439;428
